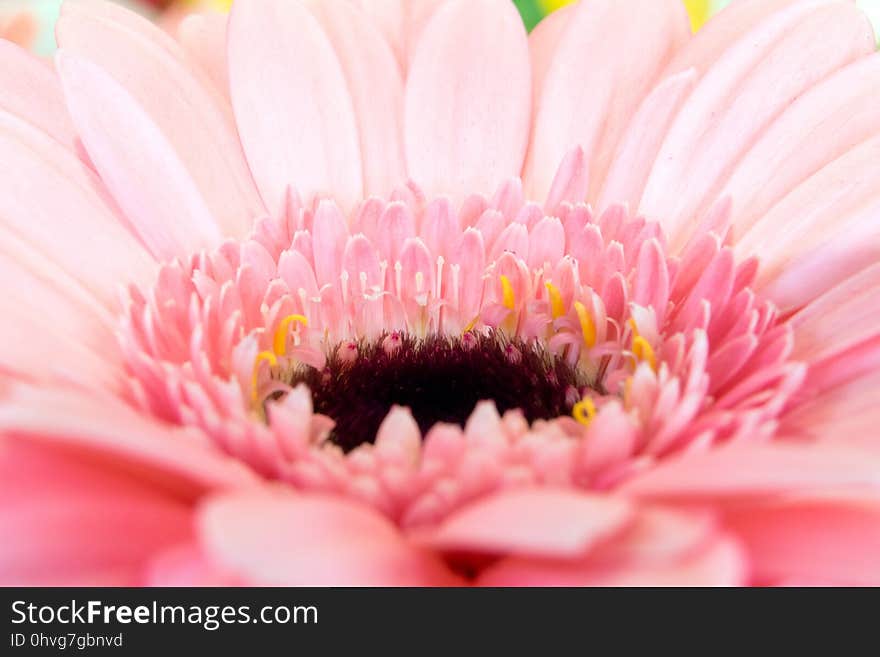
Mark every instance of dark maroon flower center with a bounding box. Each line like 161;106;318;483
285;331;586;452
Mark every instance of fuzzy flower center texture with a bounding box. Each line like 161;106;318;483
121;168;802;525
290;331;587;453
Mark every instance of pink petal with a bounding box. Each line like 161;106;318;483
422;197;460;259
789;263;880;365
740;134;880;311
527;3;576;116
598;69;696;212
228;0;362;216
664;0;802;77
0;383;257;494
706;334;759;394
374;406;422;468
588;506;719;567
0;106;156;305
0;439;194;585
177;12;230;100
619;443;880;503
351;0;444;73
58;52;223;261
418;488;633;558
528;216;565;271
0;255;120;389
0;40;78;151
311;200;350;288
631;238;671;322
523;0;689;202
781;371;880;444
476;535;745;586
197;490;460;586
722;54;880;242
404;0;530;204
724;493;880;586
57;0;264;238
639;1;875;249
145;543;241;586
544;146;589;214
310;0;406;199
577;402;639;478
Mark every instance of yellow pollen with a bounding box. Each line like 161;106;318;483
544;281;566;319
572;397;597;426
632;335;657;371
272;314;308;356
500;275;516;311
252;350;278;402
573;301;597;348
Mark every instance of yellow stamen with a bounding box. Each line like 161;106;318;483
272;314;308;356
251;350;278;402
572;397;597;427
573;301;597;347
632;336;657;371
500;275;516;311
544;281;566;319
462;315;480;334
628;318;640;338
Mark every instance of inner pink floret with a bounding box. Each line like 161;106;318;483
120;168;803;528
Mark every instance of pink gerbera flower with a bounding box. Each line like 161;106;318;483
2;0;880;586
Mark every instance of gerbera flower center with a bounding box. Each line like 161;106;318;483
121;179;804;502
286;330;586;452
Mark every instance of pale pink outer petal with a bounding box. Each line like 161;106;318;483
177;12;230;100
57;0;264;238
597;68;697;212
0;40;78;150
638;1;876;249
663;0;802;77
618;443;880;503
0;105;156;307
197;490;461;586
351;0;444;73
523;0;689;203
527;2;576;117
0;384;258;493
0;439;193;586
404;0;530;204
722;53;880;242
308;0;406;199
781;371;880;444
0;256;120;389
417;488;633;558
57;52;223;261
738;134;880;311
228;0;362;216
789;263;880;365
723;492;880;586
780;265;880;443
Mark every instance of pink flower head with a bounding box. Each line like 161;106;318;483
1;0;880;586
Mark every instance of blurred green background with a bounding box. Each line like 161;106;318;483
514;0;720;32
